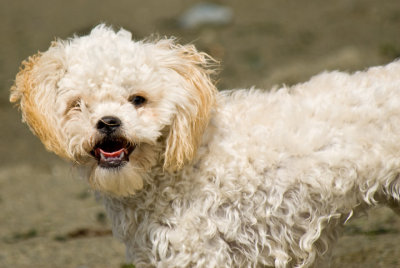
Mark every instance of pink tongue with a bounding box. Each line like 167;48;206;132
98;148;125;158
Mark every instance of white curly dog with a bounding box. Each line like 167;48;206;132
10;25;400;267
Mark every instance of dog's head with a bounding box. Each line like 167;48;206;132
10;25;217;196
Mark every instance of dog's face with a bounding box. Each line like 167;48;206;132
10;25;217;196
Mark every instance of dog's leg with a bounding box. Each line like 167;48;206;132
381;173;400;214
360;164;400;213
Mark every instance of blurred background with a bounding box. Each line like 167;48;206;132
1;0;400;267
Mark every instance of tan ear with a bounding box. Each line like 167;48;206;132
10;44;69;159
162;42;218;171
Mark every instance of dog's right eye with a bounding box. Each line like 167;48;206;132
65;98;81;114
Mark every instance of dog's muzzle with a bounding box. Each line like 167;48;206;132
90;116;135;168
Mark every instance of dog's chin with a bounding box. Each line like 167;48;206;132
88;137;144;196
89;162;144;197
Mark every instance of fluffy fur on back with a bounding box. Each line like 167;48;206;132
10;25;400;267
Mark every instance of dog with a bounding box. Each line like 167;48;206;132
10;24;400;267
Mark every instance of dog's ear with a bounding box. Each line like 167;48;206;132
160;41;218;171
10;43;69;159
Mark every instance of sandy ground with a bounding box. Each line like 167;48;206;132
1;0;400;267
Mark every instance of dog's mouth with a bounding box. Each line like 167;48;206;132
90;137;135;169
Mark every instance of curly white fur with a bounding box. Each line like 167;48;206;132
10;25;400;267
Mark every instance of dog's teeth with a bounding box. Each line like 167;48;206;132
99;149;125;161
95;145;132;168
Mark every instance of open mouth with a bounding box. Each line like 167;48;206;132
91;137;135;169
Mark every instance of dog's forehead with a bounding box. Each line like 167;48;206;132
64;38;153;79
57;61;170;101
57;38;168;97
54;27;183;108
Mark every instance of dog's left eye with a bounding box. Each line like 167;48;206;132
129;95;146;107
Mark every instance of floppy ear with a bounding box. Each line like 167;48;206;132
161;42;218;171
10;43;69;159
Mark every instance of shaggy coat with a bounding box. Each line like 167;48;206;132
10;25;400;267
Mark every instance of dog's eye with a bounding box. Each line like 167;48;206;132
65;97;81;114
129;95;146;107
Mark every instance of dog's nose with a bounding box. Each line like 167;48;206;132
96;116;122;134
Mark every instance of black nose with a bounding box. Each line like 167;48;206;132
96;116;122;134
